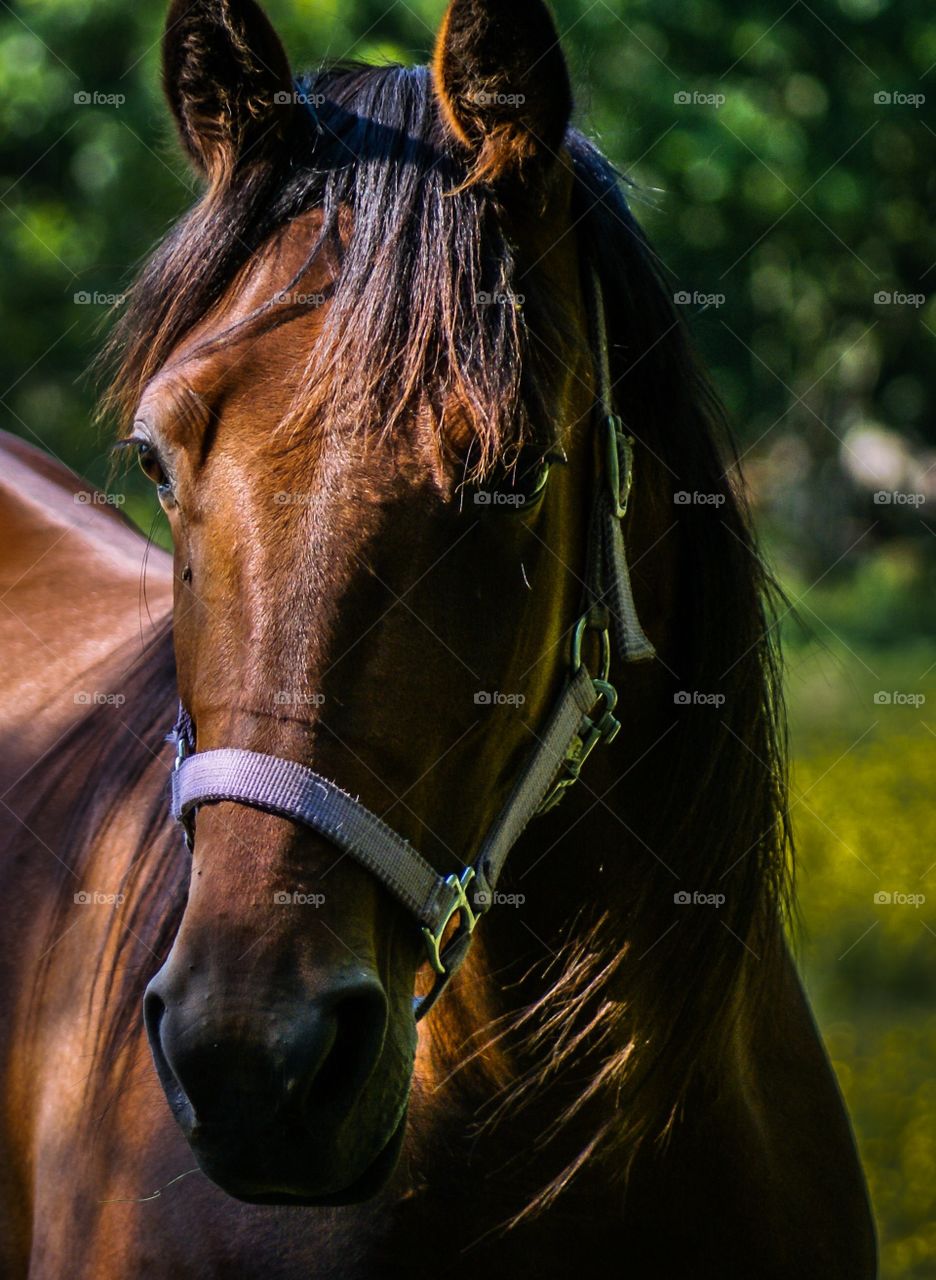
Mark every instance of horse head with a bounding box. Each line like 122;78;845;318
136;0;619;1204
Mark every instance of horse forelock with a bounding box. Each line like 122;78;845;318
99;62;584;480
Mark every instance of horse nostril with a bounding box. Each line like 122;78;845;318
143;984;165;1042
142;979;196;1122
304;986;388;1118
142;982;169;1071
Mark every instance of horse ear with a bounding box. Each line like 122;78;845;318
162;0;297;181
432;0;573;185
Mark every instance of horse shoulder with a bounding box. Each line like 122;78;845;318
617;939;876;1277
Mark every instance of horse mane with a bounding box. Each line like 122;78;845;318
26;623;181;1081
438;133;793;1223
31;62;789;1215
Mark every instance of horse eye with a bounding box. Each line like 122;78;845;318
137;441;174;501
485;446;561;510
515;455;551;500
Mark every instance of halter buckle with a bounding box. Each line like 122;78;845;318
542;612;621;815
421;866;479;977
537;678;620;814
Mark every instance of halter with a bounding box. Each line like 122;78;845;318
169;265;655;1019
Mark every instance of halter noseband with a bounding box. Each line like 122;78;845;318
169;266;655;1019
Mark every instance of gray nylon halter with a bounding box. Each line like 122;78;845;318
169;266;655;1019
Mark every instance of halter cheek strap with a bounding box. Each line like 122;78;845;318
168;267;655;1020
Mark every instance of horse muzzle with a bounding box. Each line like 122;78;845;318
143;964;410;1202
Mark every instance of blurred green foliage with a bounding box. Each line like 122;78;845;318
1;1;934;1273
782;574;936;1278
1;0;932;514
792;691;936;1276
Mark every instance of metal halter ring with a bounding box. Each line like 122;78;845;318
421;866;480;977
571;611;613;683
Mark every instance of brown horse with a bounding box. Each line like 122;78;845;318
0;1;875;1275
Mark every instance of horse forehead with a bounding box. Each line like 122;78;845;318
232;210;335;320
165;208;335;369
205;405;445;539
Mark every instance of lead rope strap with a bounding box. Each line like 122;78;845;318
587;271;656;663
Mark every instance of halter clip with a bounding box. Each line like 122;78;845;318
421;866;479;977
